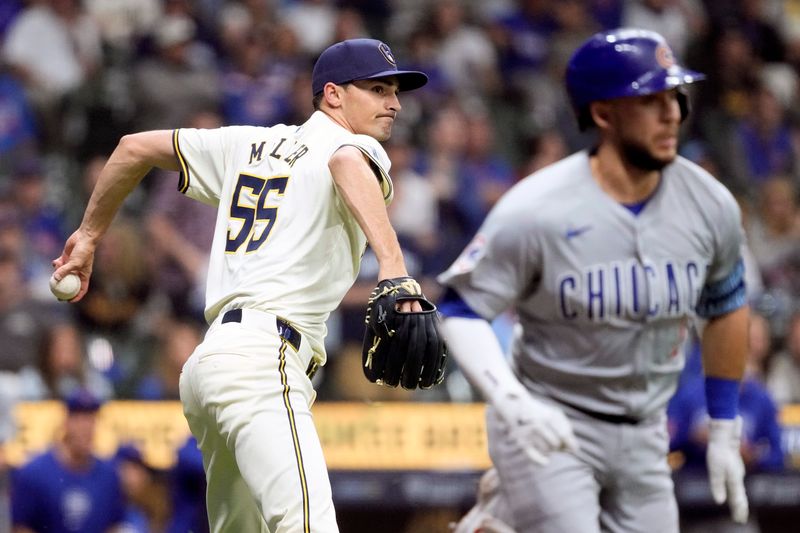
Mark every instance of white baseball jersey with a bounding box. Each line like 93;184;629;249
173;111;393;364
439;150;745;420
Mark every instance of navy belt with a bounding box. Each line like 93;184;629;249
221;309;318;379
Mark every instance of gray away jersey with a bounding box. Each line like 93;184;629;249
439;151;745;419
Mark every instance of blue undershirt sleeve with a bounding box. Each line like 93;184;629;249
437;287;483;319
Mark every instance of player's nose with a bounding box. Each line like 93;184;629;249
388;91;401;112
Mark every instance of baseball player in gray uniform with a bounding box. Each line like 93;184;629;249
439;28;750;533
52;39;430;532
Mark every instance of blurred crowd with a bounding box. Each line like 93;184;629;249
4;0;800;528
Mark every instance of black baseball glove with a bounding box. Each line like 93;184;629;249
362;276;447;389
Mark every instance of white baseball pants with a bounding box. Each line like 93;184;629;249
180;308;338;533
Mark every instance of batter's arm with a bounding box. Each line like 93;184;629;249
441;315;525;401
52;130;179;302
701;305;749;381
330;145;421;312
700;304;750;524
440;291;578;464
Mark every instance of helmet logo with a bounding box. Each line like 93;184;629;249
656;43;675;69
378;43;396;66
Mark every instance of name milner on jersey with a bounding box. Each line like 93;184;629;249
556;259;708;322
250;139;309;167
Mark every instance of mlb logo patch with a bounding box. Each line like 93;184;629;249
453;234;486;273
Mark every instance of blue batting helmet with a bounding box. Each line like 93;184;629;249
565;28;705;130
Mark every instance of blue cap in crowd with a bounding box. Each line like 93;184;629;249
65;388;103;414
311;38;428;96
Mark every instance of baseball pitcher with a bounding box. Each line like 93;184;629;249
52;39;446;533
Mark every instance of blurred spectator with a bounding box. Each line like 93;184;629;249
332;7;370;43
399;28;453;113
690;22;760;193
0;68;38;180
144;111;218;321
426;0;501;100
415;105;471;273
459;111;517;228
507;0;598;143
622;0;706;58
413;104;515;274
0;214;29;533
0;240;69;386
167;435;208;533
385;136;440;272
6;158;67;300
747;176;800;293
488;0;556;90
82;0;161;55
217;0;278;59
10;389;125;533
1;0;101;148
220;31;295;127
114;443;170;532
337;0;391;37
518;128;570;177
284;69;315;127
547;0;600;72
36;322;113;401
161;0;220;54
131;14;220;131
734;83;797;191
766;310;800;405
281;0;338;56
135;319;203;401
669;315;784;532
74;220;155;397
75;0;160;159
730;0;786;63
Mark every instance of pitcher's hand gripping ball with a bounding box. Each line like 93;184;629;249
49;273;81;301
362;276;447;389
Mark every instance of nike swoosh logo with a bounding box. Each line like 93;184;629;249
565;225;592;240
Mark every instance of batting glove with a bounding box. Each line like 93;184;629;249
707;417;749;524
492;385;579;466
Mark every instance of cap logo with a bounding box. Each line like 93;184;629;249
655;43;675;69
378;42;396;67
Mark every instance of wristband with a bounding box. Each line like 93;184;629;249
705;376;740;419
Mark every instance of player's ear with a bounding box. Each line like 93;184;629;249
589;101;612;130
322;82;344;109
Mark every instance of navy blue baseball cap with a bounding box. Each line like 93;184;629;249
312;38;428;96
65;388;103;413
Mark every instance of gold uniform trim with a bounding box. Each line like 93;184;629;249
278;339;311;532
172;129;190;193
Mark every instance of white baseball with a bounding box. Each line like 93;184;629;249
49;273;81;301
